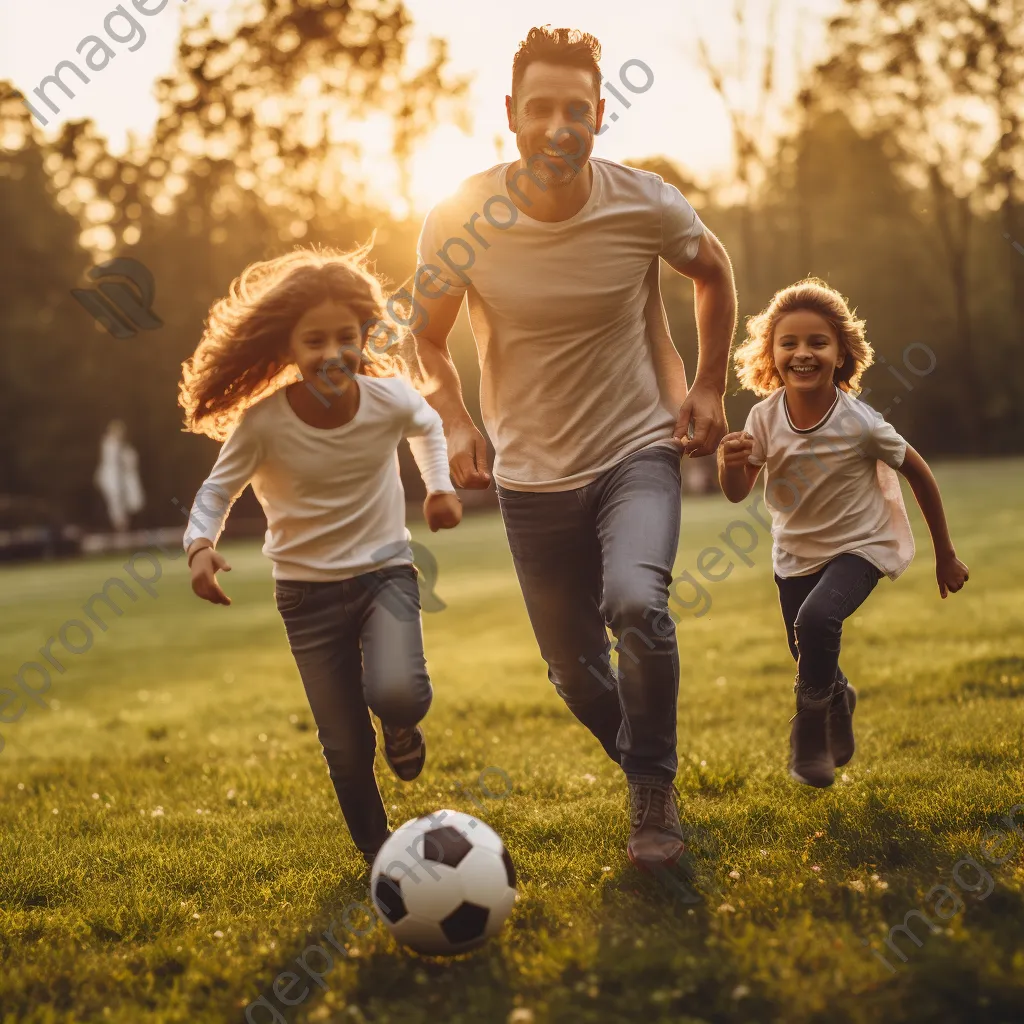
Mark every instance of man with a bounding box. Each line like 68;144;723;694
412;26;737;870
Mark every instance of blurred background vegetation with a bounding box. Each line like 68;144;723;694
0;0;1021;531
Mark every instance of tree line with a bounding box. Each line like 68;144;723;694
0;0;1020;530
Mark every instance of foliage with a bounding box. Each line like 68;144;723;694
0;0;1022;528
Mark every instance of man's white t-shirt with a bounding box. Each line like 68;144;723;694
182;377;455;581
417;158;705;492
744;388;916;580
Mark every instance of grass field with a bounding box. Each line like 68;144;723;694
2;457;1023;1024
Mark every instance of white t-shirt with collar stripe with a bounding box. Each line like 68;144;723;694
744;387;916;580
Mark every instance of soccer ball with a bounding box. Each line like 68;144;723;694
369;809;517;956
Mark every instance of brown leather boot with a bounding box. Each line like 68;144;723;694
626;779;686;871
829;682;857;768
789;679;835;788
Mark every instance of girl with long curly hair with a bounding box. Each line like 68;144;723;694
718;278;968;789
179;246;462;864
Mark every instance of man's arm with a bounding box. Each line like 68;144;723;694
643;258;689;419
663;228;737;458
412;284;491;489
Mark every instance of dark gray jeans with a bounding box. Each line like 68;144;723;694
497;445;683;783
275;565;432;857
775;553;883;697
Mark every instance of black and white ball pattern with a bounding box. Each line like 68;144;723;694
370;809;517;956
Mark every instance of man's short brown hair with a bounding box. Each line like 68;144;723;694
511;26;602;102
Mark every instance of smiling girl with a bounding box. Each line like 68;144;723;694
178;247;461;862
718;279;968;788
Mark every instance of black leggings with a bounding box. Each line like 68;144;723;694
775;554;883;697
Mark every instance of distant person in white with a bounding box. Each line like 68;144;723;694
94;419;144;533
412;27;738;872
178;249;461;864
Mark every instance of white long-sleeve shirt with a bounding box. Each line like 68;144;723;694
182;376;455;581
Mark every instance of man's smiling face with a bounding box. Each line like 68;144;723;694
507;61;604;187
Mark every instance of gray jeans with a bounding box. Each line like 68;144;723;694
275;565;432;857
775;553;882;698
497;445;683;782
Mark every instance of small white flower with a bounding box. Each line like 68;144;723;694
192;912;200;920
91;793;99;800
811;865;821;872
849;880;866;892
150;806;165;818
728;870;740;879
582;773;597;784
52;808;59;814
226;789;236;800
732;985;750;1000
213;930;224;939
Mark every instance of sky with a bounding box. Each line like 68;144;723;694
0;0;844;213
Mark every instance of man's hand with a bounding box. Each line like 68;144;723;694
190;547;232;606
674;380;728;458
936;551;969;599
447;420;492;489
424;491;462;532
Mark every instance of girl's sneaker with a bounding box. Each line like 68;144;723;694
829;683;857;767
382;724;426;782
789;680;835;788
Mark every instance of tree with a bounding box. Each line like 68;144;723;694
694;0;785;297
816;0;1017;442
956;0;1024;344
0;91;99;515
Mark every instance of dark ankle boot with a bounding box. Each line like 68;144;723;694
789;679;835;788
829;683;857;768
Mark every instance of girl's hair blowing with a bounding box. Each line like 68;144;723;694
734;278;873;396
179;245;405;440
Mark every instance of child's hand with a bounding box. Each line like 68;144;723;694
718;431;755;469
936;550;969;599
190;547;233;605
424;491;462;532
